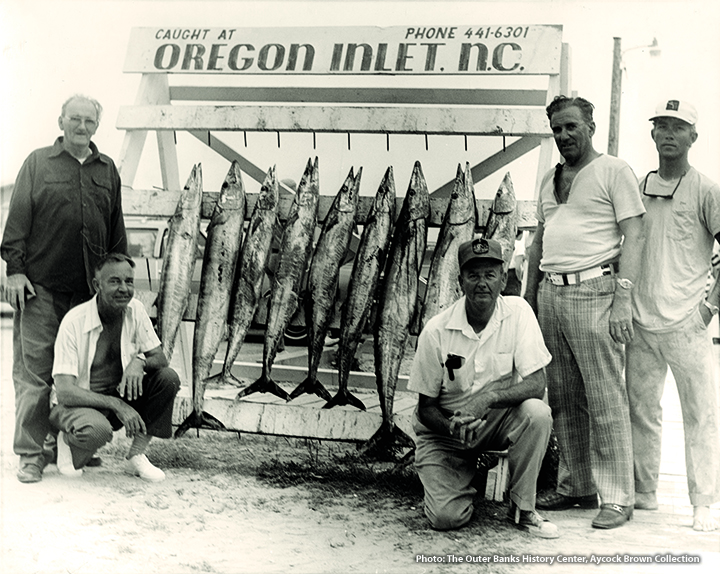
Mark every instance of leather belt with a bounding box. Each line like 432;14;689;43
546;262;618;286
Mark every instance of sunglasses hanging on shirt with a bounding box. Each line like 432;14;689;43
642;170;686;199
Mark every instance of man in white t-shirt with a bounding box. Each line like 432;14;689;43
524;96;646;529
410;237;558;538
628;100;720;531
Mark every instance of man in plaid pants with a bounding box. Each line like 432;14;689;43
524;96;646;529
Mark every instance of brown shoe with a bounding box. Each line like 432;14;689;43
536;491;599;511
592;504;633;529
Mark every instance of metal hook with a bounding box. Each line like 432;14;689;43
464;134;468;152
347;133;351;150
244;131;247;147
386;133;390;151
313;132;317;150
207;131;211;146
503;136;506;152
425;134;429;151
173;131;177;145
277;131;281;148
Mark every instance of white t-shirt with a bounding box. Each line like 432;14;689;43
408;295;551;416
632;167;720;331
537;154;645;273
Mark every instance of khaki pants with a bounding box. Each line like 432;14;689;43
627;314;720;507
413;398;552;530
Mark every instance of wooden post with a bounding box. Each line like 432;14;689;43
608;37;622;157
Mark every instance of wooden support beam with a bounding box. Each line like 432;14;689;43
122;188;538;229
187;131;296;195
430;136;543;197
117;105;551;136
169;86;549;107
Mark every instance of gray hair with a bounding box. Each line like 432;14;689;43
546;95;595;124
61;94;103;122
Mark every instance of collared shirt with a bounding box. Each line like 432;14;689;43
52;296;161;398
1;137;127;296
408;295;552;415
633;167;720;331
536;154;645;273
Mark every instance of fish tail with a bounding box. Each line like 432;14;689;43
359;420;414;461
174;411;226;438
236;374;290;401
323;388;366;411
289;376;332;402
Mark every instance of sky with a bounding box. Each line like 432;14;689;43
1;0;719;202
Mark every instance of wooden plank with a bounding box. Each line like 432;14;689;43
169;86;549;107
431;136;543;196
172;387;417;443
121;188;538;229
117;105;551;136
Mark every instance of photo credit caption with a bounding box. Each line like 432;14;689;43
415;554;702;565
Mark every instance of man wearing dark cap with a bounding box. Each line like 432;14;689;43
408;237;558;538
627;100;720;531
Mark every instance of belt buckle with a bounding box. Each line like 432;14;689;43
548;273;564;286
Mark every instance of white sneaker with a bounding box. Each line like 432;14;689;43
57;431;83;478
124;454;165;482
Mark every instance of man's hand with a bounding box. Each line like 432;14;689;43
114;401;146;438
1;274;35;311
449;414;487;447
699;301;714;327
609;292;634;344
118;358;145;402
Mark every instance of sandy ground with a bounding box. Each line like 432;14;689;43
1;315;719;574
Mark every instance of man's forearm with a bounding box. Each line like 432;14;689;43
55;376;124;412
466;369;546;414
417;404;453;437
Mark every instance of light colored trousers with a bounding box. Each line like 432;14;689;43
538;275;634;506
413;398;552;531
627;314;720;507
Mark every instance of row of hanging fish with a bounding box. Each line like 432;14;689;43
159;159;518;446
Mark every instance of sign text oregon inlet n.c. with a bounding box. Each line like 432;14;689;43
123;25;562;75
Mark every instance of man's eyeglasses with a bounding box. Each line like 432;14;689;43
64;116;97;129
642;170;685;199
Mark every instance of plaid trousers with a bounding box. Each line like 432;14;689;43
538;274;634;506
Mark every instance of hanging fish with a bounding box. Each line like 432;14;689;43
236;158;319;401
364;161;429;457
206;165;279;390
290;167;361;401
175;161;246;437
419;162;476;331
325;167;396;411
156;163;203;361
484;172;517;271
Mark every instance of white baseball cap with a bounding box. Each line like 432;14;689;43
649;100;698;125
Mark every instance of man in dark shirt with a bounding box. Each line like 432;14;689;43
0;95;127;483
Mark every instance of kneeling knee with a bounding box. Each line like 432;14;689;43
520;398;552;428
155;367;181;394
426;505;472;531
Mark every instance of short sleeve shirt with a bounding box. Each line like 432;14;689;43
632;167;720;331
53;296;161;398
537;154;645;273
407;295;552;416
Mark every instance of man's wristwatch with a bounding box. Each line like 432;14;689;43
616;277;634;290
703;300;719;316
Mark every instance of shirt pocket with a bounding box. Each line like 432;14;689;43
489;353;514;386
669;206;697;243
442;354;472;394
88;174;112;213
41;173;74;206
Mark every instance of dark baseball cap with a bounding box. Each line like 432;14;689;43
458;237;504;269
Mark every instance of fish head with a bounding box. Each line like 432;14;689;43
405;161;430;221
446;163;476;225
178;164;203;211
257;165;280;211
492;172;516;214
218;160;246;208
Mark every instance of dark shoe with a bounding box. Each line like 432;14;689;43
592;504;633;529
17;463;42;483
507;502;560;538
536;491;599;511
86;456;102;468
